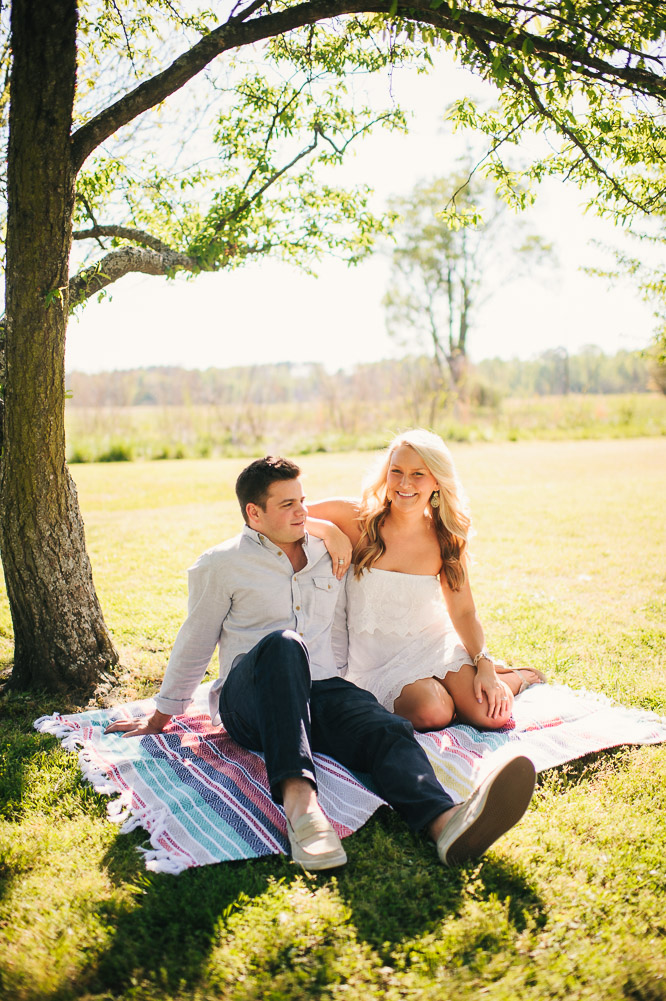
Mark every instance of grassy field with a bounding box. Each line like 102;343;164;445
1;438;665;1001
64;393;666;462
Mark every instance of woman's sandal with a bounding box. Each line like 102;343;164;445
495;666;547;694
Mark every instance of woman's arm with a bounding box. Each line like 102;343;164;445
441;576;512;718
306;516;353;579
306;498;362;542
305;499;362;580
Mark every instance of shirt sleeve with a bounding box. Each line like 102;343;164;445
154;552;232;717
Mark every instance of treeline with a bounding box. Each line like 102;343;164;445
65;346;658;409
475;347;653;397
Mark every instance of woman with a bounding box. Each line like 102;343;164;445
308;429;545;732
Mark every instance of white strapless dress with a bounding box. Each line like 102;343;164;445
345;568;470;712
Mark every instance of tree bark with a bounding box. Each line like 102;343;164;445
2;0;118;691
69;245;199;304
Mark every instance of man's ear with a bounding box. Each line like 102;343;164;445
246;502;260;526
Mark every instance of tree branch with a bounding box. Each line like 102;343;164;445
68;245;199;305
72;224;175;254
69;0;666;173
512;65;647;213
491;0;665;67
228;0;272;23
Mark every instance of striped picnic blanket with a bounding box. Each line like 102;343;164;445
34;682;666;874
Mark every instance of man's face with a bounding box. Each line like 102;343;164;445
246;478;307;547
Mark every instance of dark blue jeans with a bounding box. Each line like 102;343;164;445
217;629;454;832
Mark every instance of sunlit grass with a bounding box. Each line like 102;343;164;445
0;439;665;1001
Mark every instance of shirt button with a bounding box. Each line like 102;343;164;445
295;605;300;611
277;551;282;556
299;632;304;636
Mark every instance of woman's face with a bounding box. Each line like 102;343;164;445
385;445;438;511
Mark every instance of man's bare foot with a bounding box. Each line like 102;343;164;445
428;804;463;843
281;776;323;825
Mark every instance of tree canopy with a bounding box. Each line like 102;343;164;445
3;0;666;311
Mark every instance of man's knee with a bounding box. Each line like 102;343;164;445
261;628;307;651
255;629;310;675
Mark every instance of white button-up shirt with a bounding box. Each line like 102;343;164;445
154;525;347;724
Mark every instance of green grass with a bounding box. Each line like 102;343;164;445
1;439;665;1001
64;393;666;463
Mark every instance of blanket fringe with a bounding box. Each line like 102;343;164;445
78;750;120;795
137;846;189;875
35;712;192;874
34;714;76;740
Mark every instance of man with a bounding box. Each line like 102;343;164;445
106;456;536;871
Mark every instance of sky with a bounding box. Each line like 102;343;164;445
64;50;658;375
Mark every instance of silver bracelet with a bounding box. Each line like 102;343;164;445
472;647;492;667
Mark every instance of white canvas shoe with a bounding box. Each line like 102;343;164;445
287;813;348;871
436;755;536;865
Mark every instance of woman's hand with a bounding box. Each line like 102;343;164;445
306;517;353;579
473;662;513;720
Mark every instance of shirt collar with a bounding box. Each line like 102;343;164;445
241;523;311;556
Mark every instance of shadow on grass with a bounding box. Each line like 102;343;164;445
0;685;118;912
0;685;110;825
537;745;635;793
334;807;547;958
40;806;546;1000
68;836;300;999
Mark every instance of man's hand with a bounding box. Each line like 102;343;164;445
104;709;172;738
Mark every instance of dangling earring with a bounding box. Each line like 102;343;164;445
430;490;440;509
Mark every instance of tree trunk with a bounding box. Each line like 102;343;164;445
2;0;118;691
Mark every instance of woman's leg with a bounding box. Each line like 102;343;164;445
494;665;547;695
393;677;455;732
441;663;512;730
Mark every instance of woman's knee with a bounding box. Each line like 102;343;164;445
395;691;455;733
410;704;455;732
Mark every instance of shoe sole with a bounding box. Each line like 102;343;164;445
445;755;536;864
291;848;348;872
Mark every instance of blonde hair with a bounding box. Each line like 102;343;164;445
353;429;472;591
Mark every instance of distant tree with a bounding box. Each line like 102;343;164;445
647;349;666;395
383;172;553;401
569;344;605;394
